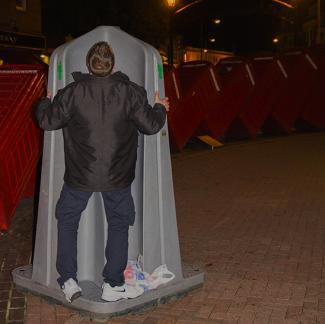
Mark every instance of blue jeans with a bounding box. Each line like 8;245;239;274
55;183;135;287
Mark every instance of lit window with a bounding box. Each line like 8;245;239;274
16;0;27;11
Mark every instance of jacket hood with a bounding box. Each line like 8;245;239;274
72;71;129;82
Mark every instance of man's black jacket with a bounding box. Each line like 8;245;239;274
35;71;166;192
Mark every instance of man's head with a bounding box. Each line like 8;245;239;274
86;42;115;77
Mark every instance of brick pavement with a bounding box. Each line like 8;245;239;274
2;132;325;323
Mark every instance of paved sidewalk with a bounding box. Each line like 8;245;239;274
2;132;325;323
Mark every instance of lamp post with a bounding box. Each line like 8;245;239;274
165;0;205;65
316;0;321;44
166;0;176;66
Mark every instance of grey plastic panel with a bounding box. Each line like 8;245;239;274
31;26;183;291
13;265;204;319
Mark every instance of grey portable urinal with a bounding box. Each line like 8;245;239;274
12;26;204;319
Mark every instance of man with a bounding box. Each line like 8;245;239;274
35;41;169;303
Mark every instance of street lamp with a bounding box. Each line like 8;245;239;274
316;0;321;44
166;0;176;7
165;0;176;66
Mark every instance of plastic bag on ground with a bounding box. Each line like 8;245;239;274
124;259;175;292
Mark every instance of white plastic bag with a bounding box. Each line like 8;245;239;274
146;264;175;289
124;258;175;291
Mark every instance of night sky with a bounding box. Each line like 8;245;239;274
174;0;277;53
42;0;292;54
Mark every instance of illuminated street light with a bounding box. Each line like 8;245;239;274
166;0;176;7
213;18;221;24
273;37;279;43
209;38;216;43
203;49;208;53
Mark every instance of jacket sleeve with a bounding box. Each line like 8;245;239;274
35;86;74;131
129;85;166;135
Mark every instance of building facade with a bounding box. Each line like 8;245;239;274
0;0;45;64
301;0;325;46
270;0;325;51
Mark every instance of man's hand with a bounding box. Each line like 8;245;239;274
47;90;52;99
155;91;169;111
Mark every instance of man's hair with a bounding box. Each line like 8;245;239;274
86;42;115;77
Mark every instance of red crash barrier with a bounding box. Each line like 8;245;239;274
295;47;325;131
178;61;222;136
226;55;289;139
165;48;325;149
263;51;318;134
205;57;255;139
177;60;214;95
0;65;45;230
165;58;255;148
165;62;218;151
163;66;183;151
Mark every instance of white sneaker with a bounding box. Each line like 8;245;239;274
61;278;82;303
101;282;144;302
